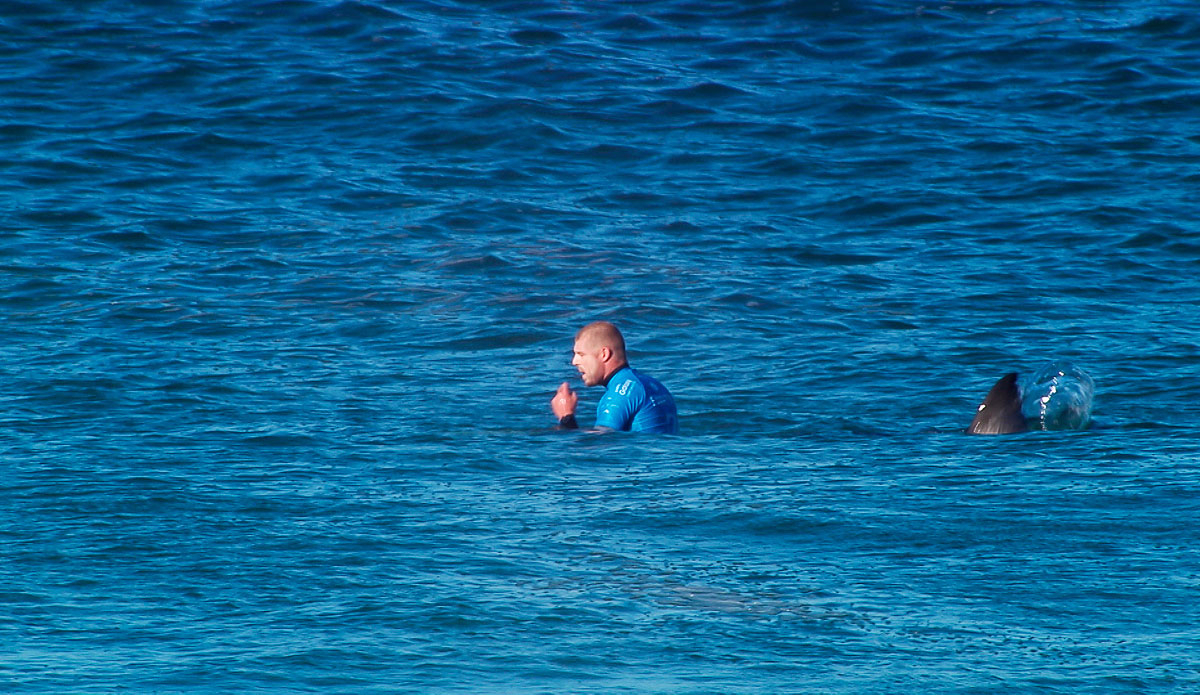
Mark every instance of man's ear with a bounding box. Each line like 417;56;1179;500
599;346;612;362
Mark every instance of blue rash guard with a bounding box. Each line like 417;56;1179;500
594;366;679;434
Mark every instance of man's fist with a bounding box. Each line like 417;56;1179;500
551;381;578;420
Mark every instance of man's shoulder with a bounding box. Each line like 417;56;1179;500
606;371;643;399
628;368;671;395
603;367;652;398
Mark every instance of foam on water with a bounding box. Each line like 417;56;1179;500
1023;361;1096;431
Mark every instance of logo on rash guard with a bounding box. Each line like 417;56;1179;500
615;379;632;396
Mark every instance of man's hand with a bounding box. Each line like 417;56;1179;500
551;381;578;420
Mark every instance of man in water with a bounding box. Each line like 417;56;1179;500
551;321;679;434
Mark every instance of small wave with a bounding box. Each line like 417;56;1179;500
509;28;566;46
662;81;751;101
771;246;890;268
714;292;784;310
296;0;409;38
436;254;512;272
598;13;665;33
242;432;322;447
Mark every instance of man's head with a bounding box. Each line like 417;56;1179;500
571;321;628;387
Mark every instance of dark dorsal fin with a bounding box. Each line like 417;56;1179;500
966;372;1028;435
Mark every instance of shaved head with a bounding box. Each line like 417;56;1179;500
571;321;628;387
575;321;626;358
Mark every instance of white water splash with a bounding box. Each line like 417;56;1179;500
1022;361;1095;431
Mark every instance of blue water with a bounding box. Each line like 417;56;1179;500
3;1;1199;692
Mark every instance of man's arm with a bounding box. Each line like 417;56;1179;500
593;377;639;432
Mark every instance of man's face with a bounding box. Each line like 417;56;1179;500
571;338;606;387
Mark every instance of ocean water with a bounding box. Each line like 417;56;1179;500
3;1;1199;692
